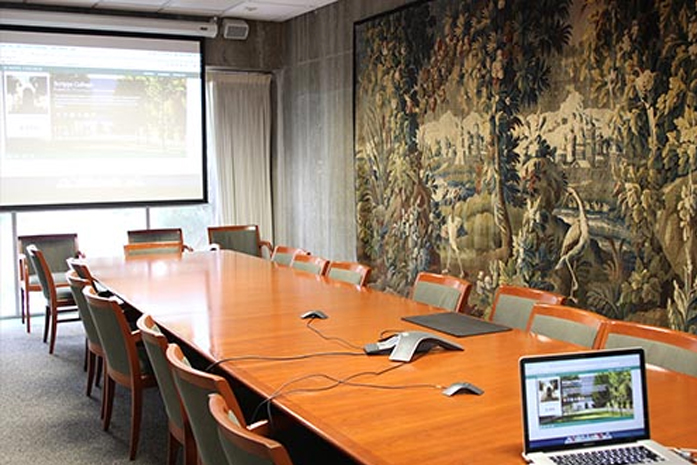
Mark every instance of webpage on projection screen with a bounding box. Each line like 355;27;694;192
0;28;205;208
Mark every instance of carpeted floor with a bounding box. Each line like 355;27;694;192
0;316;170;465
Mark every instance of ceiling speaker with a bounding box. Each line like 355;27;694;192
222;19;249;40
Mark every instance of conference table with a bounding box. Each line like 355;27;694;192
87;250;697;465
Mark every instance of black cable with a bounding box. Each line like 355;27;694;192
205;350;365;372
305;318;364;350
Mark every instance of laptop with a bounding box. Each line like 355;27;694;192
519;348;691;464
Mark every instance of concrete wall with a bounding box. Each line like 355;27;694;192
273;0;415;260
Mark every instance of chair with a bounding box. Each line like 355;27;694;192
209;393;294;465
270;245;309;266
166;343;249;465
325;261;372;286
410;272;473;314
83;286;157;460
25;245;80;354
124;241;184;257
127;228;192;252
67;270;104;398
290;254;330;275
18;233;80;333
596;320;697;377
137;315;196;465
526;303;608;348
207;225;272;258
489;284;566;330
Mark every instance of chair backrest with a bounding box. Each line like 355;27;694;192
208;225;264;257
136;315;185;433
67;257;96;286
410;272;473;313
490;284;566;330
597;320;697;377
128;228;184;244
123;241;183;257
66;270;101;349
166;343;247;465
270;246;308;266
83;286;141;380
25;245;57;303
290;254;330;275
326;261;372;287
208;394;294;465
19;233;79;277
526;303;608;348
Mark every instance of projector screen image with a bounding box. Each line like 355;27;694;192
0;28;206;209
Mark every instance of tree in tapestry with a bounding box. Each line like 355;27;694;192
354;0;697;333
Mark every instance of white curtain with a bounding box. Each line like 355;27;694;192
207;71;273;243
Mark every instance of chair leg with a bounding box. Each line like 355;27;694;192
42;305;50;343
95;356;103;388
103;377;115;431
100;362;107;420
86;351;96;397
24;289;31;333
184;428;197;465
129;386;143;460
84;339;89;372
167;430;180;465
48;305;58;354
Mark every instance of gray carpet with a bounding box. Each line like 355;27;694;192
0;317;171;465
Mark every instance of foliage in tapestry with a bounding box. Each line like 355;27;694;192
354;0;697;333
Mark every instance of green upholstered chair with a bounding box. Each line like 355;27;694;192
123;241;184;257
137;315;196;465
127;228;192;252
290;254;330;275
596;320;697;377
325;261;372;287
166;343;248;465
84;286;157;460
209;394;294;465
270;245;308;266
67;270;104;399
526;303;608;349
489;284;566;330
18;233;80;333
207;225;272;258
26;244;80;354
410;272;473;314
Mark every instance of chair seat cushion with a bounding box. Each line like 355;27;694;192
29;272;69;288
56;286;74;301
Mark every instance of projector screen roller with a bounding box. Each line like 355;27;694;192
0;27;207;210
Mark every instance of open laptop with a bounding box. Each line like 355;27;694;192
519;348;690;464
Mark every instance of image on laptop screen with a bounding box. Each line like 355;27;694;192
520;349;651;454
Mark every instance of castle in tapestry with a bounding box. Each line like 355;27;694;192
354;0;697;333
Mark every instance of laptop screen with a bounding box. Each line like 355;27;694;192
520;348;651;454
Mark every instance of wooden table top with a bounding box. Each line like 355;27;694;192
87;251;697;465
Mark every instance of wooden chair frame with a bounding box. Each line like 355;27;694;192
325;261;372;287
123;241;184;257
290;254;330;276
127;228;193;252
207;225;273;258
26;244;80;354
270;246;309;266
137;315;196;465
209;394;294;465
410;271;473;314
84;286;157;460
489;284;566;322
18;233;80;333
526;303;608;349
166;343;248;465
597;320;697;356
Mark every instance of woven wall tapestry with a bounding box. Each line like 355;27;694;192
354;0;697;332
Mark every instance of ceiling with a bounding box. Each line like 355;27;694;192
1;0;340;22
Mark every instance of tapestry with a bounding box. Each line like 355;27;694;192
353;0;697;333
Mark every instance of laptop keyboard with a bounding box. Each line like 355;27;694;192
549;445;666;464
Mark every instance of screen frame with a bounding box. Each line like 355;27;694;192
0;24;208;211
519;347;651;455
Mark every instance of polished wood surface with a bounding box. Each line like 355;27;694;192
87;251;697;465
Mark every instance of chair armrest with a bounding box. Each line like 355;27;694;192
18;254;30;282
208;243;221;251
131;329;142;343
247;419;271;436
260;240;273;260
183;243;194;252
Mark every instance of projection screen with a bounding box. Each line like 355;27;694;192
0;27;207;210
